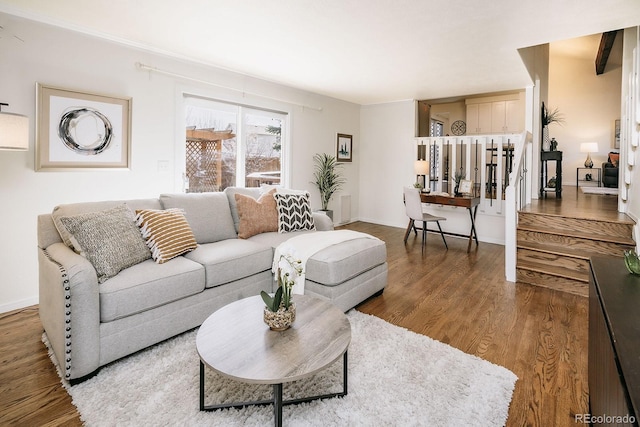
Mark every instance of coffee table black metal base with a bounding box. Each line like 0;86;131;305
199;352;348;427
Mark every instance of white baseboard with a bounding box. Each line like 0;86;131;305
0;296;38;314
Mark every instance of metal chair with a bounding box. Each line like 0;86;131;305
403;187;448;250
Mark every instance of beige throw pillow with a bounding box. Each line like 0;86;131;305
234;189;278;239
135;208;198;263
59;205;151;283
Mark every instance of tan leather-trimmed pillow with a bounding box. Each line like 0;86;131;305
135;208;198;263
234;189;278;239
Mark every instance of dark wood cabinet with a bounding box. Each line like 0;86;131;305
540;150;562;198
589;256;639;426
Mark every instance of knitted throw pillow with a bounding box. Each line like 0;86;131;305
135;208;198;263
234;189;278;239
273;192;316;233
59;205;151;283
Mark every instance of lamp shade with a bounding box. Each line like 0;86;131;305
0;112;29;151
414;160;430;175
580;142;599;153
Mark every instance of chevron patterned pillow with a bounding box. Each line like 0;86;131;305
274;192;316;233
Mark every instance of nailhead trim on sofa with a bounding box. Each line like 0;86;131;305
43;249;73;379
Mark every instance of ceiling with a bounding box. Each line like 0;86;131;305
1;0;639;105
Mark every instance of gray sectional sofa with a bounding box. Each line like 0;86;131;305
38;187;387;382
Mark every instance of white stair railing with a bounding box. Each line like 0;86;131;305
415;133;525;216
504;131;533;282
416;131;533;282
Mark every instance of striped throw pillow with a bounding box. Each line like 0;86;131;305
135;208;198;263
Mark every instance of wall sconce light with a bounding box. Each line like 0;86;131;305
0;102;29;151
580;142;599;168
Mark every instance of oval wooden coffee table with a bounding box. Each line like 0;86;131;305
196;294;351;427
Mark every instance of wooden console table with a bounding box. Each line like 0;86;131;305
589;256;639;426
419;194;480;252
540;151;562;198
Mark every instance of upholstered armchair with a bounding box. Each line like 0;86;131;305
602;152;619;188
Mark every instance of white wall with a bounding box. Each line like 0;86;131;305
0;14;360;312
621;27;640;245
549;34;623;185
359;101;416;228
358;101;508;245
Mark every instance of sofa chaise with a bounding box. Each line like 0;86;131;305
38;187;387;382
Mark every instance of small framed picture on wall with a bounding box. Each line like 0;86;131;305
336;133;352;162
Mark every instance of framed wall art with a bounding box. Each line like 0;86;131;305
336;133;352;162
459;179;474;196
36;83;131;171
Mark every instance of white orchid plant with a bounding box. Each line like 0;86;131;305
261;254;304;312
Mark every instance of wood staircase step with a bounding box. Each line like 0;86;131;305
516;210;635;297
517;228;634;257
516;267;588;297
517;258;587;283
518;211;634;239
517;246;590;279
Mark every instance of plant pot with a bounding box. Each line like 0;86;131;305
263;303;296;331
320;209;333;220
542;127;551;151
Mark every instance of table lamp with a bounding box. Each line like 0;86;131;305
414;160;430;190
580;142;599;168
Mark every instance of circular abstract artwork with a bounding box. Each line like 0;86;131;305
58;107;113;155
451;120;466;136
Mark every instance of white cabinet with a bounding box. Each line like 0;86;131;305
495;100;523;133
466;98;523;135
466;103;493;134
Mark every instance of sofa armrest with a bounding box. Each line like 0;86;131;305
313;212;335;231
39;243;101;381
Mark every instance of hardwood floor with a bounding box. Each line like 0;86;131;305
2;187;609;425
351;221;588;427
0;306;82;426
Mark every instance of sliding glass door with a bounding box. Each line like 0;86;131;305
184;96;286;192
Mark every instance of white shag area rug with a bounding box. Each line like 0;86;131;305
581;186;619;195
48;310;517;426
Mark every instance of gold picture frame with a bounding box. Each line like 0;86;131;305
459;179;474;195
36;83;131;171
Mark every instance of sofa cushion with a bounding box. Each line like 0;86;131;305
306;237;387;286
184;239;273;288
99;257;205;322
52;199;162;251
247;230;316;249
159;193;237;244
224;187;262;233
274;192;316;233
235;189;278;239
135;208;198;263
59;205;151;283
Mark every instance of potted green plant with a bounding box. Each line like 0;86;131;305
541;102;564;151
624;249;640;275
453;171;464;197
261;254;303;331
311;153;345;220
